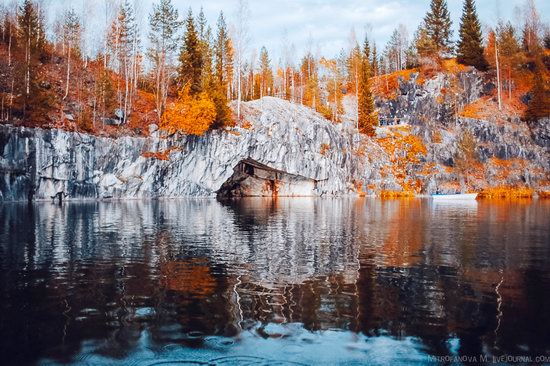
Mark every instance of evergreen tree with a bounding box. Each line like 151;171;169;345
197;7;208;41
415;23;437;60
259;46;273;97
179;9;203;96
210;11;233;128
423;0;453;56
16;0;51;123
457;0;487;70
371;43;378;77
543;29;550;50
214;12;231;90
358;36;377;136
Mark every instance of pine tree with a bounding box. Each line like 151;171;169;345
371;43;378;77
214;12;231;92
358;36;377;136
211;11;233;127
16;0;51;123
423;0;453;56
179;9;203;96
457;0;487;70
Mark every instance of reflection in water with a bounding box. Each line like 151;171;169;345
1;198;549;365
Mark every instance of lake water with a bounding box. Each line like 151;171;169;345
1;198;549;365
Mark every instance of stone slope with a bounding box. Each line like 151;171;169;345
0;97;394;201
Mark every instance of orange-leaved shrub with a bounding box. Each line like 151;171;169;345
160;85;216;136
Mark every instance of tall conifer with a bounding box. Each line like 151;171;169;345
457;0;487;70
179;9;203;96
423;0;453;55
358;36;377;136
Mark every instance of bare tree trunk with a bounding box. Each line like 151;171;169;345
26;23;31;96
64;41;71;100
495;41;502;111
355;68;359;129
508;65;512;99
8;23;12;67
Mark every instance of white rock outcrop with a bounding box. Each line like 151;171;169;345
0;97;391;201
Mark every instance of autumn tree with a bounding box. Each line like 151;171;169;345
358;36;377;136
423;0;453;57
320;56;344;122
160;85;216;136
259;46;273;99
521;0;542;54
62;9;81;100
148;0;182;122
108;0;139;123
496;22;520;99
234;0;250;120
414;23;437;63
457;0;487;70
525;52;550;121
455;130;477;187
214;12;233;101
384;25;409;72
347;43;361;122
300;52;319;110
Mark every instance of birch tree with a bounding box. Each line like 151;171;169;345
148;0;181;122
108;0;140;122
62;9;81;100
233;0;250;120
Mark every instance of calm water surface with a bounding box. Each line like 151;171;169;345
1;198;549;365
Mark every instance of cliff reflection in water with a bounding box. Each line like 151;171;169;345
1;198;549;364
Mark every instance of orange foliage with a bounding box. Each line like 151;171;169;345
478;187;534;199
160;85;216;136
378;127;427;193
241;120;253;129
441;59;469;74
538;191;550;199
460;97;491;119
373;69;417;100
320;143;330;155
379;190;415;198
142;147;181;161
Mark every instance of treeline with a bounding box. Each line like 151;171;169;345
0;0;548;137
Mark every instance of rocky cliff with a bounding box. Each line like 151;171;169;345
0;97;394;201
1;71;549;202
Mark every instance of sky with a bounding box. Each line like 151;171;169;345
13;0;550;64
170;0;549;61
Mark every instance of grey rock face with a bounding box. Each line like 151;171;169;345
0;98;395;201
377;70;484;126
